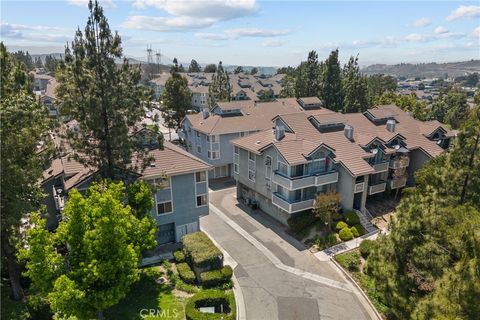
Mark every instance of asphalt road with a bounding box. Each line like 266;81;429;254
200;187;375;320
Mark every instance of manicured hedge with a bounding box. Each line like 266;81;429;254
287;211;317;233
185;289;236;320
174;250;186;263
200;266;233;288
183;232;223;269
344;211;360;226
359;239;376;259
353;224;366;236
177;262;196;284
335;221;348;232
350;226;360;237
339;227;354;241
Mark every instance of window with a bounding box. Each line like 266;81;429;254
195;171;206;183
196;194;207;206
208;151;219;159
207;135;217;143
248;152;256;182
265;156;272;180
249;152;255;161
234;146;239;174
157;202;173;215
234;146;239;154
278;162;288;176
197;145;202;153
196;131;200;137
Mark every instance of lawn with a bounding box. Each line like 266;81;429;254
105;267;186;320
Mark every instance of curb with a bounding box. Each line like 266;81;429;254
330;256;383;320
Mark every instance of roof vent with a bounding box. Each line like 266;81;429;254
202;110;209;119
386;119;396;132
275;125;285;141
344;125;354;140
150;161;156;167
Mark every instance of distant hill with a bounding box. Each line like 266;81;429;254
361;60;480;78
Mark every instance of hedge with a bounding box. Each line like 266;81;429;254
315;233;338;250
350;226;360;238
177;263;196;284
185;289;236;320
335;221;348;232
359;239;376;259
183;232;223;269
353;224;366;236
287;211;318;233
200;266;233;288
174;250;186;263
335;251;360;272
339;227;354;241
344;210;360;226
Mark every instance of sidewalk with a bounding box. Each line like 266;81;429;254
315;230;381;261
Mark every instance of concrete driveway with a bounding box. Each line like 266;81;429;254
200;187;378;320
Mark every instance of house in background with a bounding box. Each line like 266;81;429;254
231;104;455;224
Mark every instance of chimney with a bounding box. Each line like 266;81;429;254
275;125;285;141
386;119;396;132
344;125;354;140
202;110;209;119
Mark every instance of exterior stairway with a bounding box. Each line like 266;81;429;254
354;209;377;233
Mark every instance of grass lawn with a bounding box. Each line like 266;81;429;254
105;267;185;320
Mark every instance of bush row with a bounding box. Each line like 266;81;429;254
183;232;223;269
174;250;186;263
177;262;196;284
287;211;318;233
200;266;233;288
335;251;361;272
185;289;236;320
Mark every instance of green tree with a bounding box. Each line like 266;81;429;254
443;91;469;129
320;49;343;111
312;192;341;233
34;56;43;69
375;92;429;120
204;64;217;73
234;66;244;74
12;50;33;70
188;59;202;72
366;74;397;100
161;58;192;130
342;55;370;113
44;55;60;75
250;67;258;75
178;64;185;72
257;89;273;102
56;0;152;179
19;181;157;319
276;66;296;76
1;43;53;300
279;74;296;98
295;50;321;98
207;61;232;108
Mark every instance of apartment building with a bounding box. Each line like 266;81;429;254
42;136;211;246
179;98;320;179
231;104;455;224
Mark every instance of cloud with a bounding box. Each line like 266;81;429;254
0;22;72;43
434;26;448;34
413;17;431;27
67;0;116;8
195;33;231;40
262;39;285;47
125;0;258;31
195;28;289;40
473;26;480;38
446;5;480;21
404;31;464;42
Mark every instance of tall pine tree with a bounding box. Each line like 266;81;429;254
56;0;152;179
342;55;370;113
295;50;321;98
208;61;232;108
320;49;343;111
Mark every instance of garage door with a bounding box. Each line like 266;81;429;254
156;223;175;245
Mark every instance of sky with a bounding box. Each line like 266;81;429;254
1;0;479;67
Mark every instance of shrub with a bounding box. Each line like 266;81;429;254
343;210;360;226
185;289;236;320
315;233;338;250
350;226;360;238
332;211;343;222
174;250;186;263
339;227;354;241
183;232;223;269
287;211;318;233
353;224;366;236
200;266;233;288
177;262;196;284
335;221;348;232
359;239;376;259
335;251;360;272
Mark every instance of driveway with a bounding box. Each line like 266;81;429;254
200;187;378;320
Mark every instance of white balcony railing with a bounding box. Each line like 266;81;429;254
354;182;365;193
389;177;407;189
271;193;315;214
371;161;389;173
272;170;338;191
368;182;387;195
389;157;410;169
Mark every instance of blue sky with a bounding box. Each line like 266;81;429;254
1;1;479;67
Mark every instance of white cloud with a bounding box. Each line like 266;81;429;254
404;33;431;42
434;26;448;34
413;17;431;27
446;5;480;21
67;0;116;9
125;0;258;31
262;39;285;47
0;22;72;43
195;33;231;41
473;26;480;38
404;31;464;42
195;28;289;40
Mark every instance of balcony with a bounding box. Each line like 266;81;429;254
389;177;407;189
354;182;365;193
272;170;338;191
389;157;410;169
52;186;65;212
371;161;389;173
272;193;315;214
368;182;387;195
177;130;186;140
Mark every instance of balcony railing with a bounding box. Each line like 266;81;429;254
272;170;338;191
52;186;65;212
354;182;365;193
389;157;410;169
271;193;315;214
368;182;387;195
389;177;407;189
371;161;389;173
177;130;186;140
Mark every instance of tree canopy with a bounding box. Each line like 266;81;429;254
207;61;232;108
342;55;369;113
188;59;202;73
203;63;217;73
